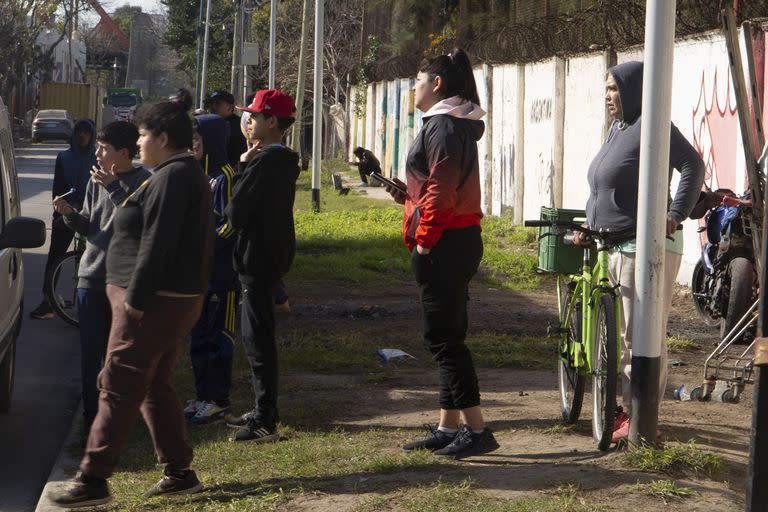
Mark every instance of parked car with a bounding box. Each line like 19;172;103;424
0;96;46;412
31;109;73;143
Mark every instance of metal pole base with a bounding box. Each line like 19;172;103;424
312;188;320;213
629;355;661;445
748;367;768;511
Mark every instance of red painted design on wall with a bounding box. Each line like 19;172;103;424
691;69;739;193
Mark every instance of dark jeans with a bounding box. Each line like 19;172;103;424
77;288;111;428
81;285;202;479
411;226;483;410
43;216;75;302
240;278;278;426
190;289;238;407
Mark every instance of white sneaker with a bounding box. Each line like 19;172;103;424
190;401;230;425
184;399;202;419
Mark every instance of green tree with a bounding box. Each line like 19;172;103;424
162;0;234;93
111;3;142;38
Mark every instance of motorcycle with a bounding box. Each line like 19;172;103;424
690;189;758;343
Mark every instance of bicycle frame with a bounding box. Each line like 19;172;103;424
557;241;622;376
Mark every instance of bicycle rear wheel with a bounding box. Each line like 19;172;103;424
592;293;618;451
559;288;586;424
49;251;81;327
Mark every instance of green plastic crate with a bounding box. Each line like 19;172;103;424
536;207;588;274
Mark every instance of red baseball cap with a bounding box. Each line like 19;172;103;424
236;89;296;118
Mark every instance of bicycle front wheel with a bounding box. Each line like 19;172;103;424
559;287;586;424
49;251;81;327
592;293;618;451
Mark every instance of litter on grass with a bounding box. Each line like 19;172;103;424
377;348;416;364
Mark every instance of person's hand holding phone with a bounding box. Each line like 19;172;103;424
383;177;407;205
91;164;118;188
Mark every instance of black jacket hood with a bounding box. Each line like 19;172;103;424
609;61;644;124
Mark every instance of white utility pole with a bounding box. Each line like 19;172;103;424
199;0;213;109
268;0;277;88
291;0;311;153
311;0;324;212
629;0;676;445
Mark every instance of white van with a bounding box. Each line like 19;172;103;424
0;97;46;412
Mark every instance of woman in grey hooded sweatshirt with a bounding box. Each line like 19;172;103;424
573;61;705;443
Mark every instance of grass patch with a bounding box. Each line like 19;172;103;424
291;161;540;290
107;428;441;511
623;440;724;477
667;335;699;353
635;479;696;504
355;479;602;512
468;333;556;369
276;329;556;374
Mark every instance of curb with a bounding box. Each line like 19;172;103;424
35;403;83;512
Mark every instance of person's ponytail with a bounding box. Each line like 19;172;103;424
447;49;479;105
418;48;480;106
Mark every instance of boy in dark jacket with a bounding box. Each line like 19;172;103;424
224;89;300;442
210;90;248;169
349;146;381;185
31;119;97;319
185;114;239;425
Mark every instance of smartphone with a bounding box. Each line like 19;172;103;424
369;172;407;195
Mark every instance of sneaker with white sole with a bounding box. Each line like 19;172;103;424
189;401;230;425
229;419;279;443
183;399;202;419
48;472;111;509
143;467;202;498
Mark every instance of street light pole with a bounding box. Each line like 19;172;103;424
230;0;243;101
268;0;277;88
194;0;205;103
199;0;213;109
628;0;676;445
311;0;324;212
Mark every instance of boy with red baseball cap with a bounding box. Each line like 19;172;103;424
224;90;301;442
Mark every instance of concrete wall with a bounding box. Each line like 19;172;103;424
347;28;767;285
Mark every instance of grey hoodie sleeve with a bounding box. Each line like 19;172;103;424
667;123;705;223
62;180;94;236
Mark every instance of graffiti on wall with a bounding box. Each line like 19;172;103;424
691;68;740;193
530;98;552;123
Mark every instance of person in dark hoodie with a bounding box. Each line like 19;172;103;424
30;119;97;319
223;89;300;443
571;61;705;444
53;121;151;435
382;49;499;459
210;90;248;169
184;113;239;425
50;92;213;507
349;146;381;185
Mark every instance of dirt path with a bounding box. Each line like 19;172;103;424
275;276;750;510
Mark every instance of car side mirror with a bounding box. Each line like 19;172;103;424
0;217;46;249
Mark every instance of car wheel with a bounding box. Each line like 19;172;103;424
0;338;16;413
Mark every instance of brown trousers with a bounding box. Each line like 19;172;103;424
80;284;203;479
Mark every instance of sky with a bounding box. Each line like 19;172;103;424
101;0;166;14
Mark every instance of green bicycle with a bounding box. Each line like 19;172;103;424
525;218;630;451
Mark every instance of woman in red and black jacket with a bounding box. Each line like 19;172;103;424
384;49;499;459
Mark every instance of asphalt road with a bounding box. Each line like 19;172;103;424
0;142;81;512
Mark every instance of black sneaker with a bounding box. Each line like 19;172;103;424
30;301;54;319
403;424;457;452
48;472;111;509
433;425;500;459
229;419;279;443
143;467;202;498
225;409;258;428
